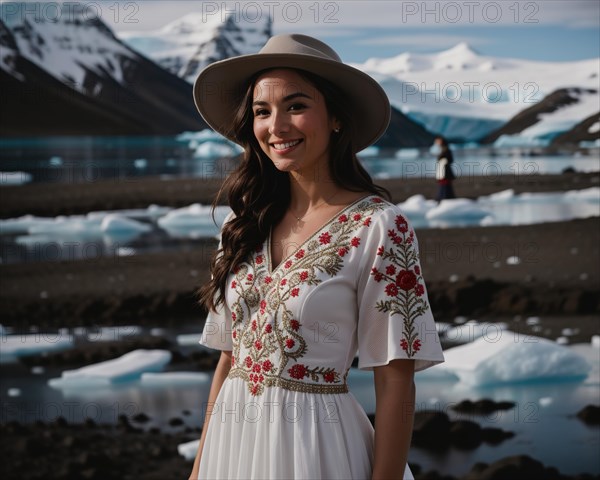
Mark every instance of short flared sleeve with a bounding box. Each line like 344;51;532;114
198;212;235;352
356;205;444;372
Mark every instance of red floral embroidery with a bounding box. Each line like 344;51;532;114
371;267;383;282
319;232;332;244
232;330;237;339
396;270;417;291
228;196;385;395
372;197;383;203
231;280;237;289
385;283;398;297
289;364;307;379
395;215;409;233
370;213;429;358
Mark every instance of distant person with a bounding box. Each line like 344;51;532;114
431;136;456;202
190;34;444;480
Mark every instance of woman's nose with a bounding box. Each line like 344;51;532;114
268;111;289;136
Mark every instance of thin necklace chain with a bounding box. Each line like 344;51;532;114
291;190;341;223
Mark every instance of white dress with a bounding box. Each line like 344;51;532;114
198;195;445;480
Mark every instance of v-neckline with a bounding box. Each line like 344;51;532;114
266;194;374;275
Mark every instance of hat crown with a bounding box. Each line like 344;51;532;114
259;34;342;63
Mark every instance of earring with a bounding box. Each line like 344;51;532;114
333;127;340;133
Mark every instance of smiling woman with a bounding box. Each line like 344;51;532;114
189;34;445;480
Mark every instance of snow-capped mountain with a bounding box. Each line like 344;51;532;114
353;43;600;143
552;112;600;146
0;3;205;136
119;12;271;83
480;88;599;146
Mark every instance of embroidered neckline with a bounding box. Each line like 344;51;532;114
266;194;375;275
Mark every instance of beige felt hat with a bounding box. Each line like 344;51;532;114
192;33;391;152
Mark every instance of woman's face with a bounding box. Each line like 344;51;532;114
252;69;339;174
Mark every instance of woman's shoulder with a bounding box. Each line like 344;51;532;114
355;194;413;229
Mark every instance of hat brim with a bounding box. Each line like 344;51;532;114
193;53;390;153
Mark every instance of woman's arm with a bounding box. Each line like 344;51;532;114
189;350;232;480
371;359;416;480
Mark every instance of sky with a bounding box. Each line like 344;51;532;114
3;1;599;62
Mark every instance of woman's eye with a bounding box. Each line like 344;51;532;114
253;108;269;117
289;103;306;111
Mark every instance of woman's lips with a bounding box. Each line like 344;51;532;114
270;139;302;153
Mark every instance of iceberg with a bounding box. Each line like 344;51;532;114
439;331;591;386
1;332;74;363
140;372;211;385
100;214;152;234
0;171;32;186
193;141;240;159
157;204;231;239
426;198;491;223
176;333;203;346
178;439;200;461
86;325;143;342
48;349;172;388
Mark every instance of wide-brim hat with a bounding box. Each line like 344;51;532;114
192;33;391;153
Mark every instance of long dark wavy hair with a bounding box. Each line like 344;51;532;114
197;68;390;312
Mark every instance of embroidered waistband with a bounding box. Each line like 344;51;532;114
228;368;349;395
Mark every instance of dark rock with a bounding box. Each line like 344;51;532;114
481;427;515;445
169;417;184;427
462;455;555;480
452;399;515;415
449;420;482;450
576;405;600;426
412;411;452;450
132;412;151;423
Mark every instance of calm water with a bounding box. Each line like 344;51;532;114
0;135;598;184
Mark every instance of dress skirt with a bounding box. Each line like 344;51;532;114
197;377;414;479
